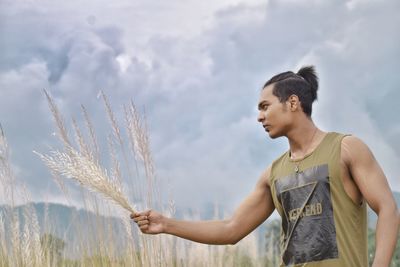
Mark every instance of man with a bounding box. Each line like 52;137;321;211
131;66;399;266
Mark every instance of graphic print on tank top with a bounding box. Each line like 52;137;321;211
275;164;338;266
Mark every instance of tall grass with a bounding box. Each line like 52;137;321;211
0;92;266;266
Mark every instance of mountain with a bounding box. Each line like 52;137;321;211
0;202;130;258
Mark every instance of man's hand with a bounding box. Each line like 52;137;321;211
130;210;165;234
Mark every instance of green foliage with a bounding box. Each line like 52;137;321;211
41;233;66;267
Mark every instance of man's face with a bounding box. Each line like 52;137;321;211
257;85;291;138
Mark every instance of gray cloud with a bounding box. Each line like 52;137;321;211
0;0;399;210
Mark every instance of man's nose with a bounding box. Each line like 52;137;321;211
257;112;264;123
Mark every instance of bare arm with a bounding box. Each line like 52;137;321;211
131;167;275;245
342;136;400;267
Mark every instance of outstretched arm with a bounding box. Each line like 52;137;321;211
342;136;400;267
131;167;275;245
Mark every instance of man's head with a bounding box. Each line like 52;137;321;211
257;66;319;138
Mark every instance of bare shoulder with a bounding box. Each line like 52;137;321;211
258;165;272;187
341;135;374;166
342;135;368;147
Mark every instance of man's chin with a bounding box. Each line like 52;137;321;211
267;131;281;139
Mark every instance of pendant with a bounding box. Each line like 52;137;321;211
294;165;299;173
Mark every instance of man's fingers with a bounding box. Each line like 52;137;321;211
130;210;154;233
133;210;151;218
133;215;148;223
130;210;151;220
139;224;149;231
137;220;149;226
130;212;141;219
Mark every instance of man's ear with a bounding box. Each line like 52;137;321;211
288;94;300;111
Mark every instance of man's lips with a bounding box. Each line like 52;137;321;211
263;124;270;131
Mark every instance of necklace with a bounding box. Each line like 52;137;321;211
291;128;318;173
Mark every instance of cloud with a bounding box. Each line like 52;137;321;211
0;0;399;211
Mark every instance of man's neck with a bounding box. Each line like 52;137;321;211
287;120;323;159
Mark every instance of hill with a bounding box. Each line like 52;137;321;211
0;202;129;258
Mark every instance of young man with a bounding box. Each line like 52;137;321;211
131;66;399;266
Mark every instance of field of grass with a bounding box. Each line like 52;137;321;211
0;92;398;266
0;92;276;266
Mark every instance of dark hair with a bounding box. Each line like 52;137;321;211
263;66;319;116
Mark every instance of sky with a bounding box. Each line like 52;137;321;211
0;0;399;214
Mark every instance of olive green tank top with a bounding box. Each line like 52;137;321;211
270;132;368;267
